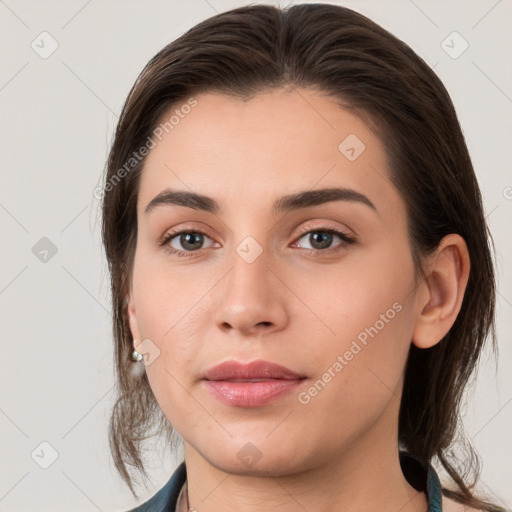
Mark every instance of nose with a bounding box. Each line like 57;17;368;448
213;246;288;338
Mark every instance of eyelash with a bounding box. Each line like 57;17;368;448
159;223;355;258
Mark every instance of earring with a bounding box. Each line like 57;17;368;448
129;341;145;379
131;343;143;362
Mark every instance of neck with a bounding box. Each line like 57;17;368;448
182;421;428;512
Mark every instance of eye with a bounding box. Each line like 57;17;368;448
161;230;218;257
160;224;355;258
292;225;355;253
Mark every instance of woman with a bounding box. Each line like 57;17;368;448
101;4;506;511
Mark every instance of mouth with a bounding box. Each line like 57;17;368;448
201;359;305;381
201;360;307;407
218;378;281;383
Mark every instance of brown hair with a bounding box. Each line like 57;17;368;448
101;3;504;509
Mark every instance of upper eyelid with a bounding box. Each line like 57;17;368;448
163;224;348;238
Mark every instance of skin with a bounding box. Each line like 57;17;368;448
127;87;471;512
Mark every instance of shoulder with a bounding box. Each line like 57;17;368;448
442;495;482;512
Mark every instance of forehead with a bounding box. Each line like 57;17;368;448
137;88;400;218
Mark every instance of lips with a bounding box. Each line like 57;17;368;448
202;360;305;381
201;360;306;407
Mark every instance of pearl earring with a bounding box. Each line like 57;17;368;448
131;343;143;362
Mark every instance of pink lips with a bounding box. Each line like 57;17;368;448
201;360;306;407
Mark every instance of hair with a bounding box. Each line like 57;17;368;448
101;3;504;509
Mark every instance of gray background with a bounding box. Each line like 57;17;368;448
0;0;510;510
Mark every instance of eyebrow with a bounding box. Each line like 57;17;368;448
144;187;377;215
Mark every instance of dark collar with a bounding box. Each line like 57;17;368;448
128;452;443;511
400;451;443;512
126;462;186;512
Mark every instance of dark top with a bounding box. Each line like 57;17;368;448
128;451;443;511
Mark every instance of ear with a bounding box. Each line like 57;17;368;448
412;234;470;349
126;287;142;347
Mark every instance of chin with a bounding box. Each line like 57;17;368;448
191;432;322;478
206;451;303;478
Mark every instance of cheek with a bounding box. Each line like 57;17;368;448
294;277;413;450
303;245;415;347
299;245;415;397
131;247;210;344
130;255;215;414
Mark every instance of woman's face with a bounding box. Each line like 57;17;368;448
127;87;423;475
